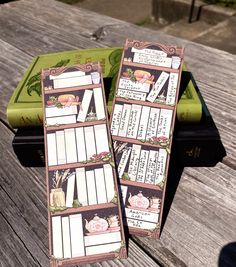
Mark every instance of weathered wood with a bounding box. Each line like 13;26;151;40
133;163;236;267
0;0;236;266
0;212;40;267
0;123;160;267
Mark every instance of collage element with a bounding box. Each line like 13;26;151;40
111;39;184;238
42;63;127;266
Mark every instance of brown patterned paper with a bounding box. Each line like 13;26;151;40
41;62;127;267
110;39;184;238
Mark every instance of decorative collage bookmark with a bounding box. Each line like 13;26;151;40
41;63;127;267
111;39;184;238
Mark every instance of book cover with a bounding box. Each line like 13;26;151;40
110;38;184;238
7;47;122;128
41;63;127;266
7;48;201;128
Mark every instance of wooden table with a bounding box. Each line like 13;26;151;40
0;0;236;266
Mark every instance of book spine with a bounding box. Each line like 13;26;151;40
12;135;225;167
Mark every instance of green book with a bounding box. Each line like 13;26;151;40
177;64;202;122
7;47;201;128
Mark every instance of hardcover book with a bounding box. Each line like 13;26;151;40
7;47;201;128
41;63;127;266
110;39;184;238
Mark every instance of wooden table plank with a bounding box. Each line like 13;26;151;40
0;212;41;267
0;0;236;266
0;123;160;267
133;163;236;267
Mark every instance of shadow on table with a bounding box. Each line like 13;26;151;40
218;242;236;267
160;154;184;234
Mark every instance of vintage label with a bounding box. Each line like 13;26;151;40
136;150;149;183
118;104;132;137
119;78;150;93
117;89;146;101
111;104;123;135
156;109;173;138
166;73;178;105
126;105;142;139
137;106;150;140
128;144;142;181
118;147;132;178
146;72;169;102
133;53;172;68
146;108;160;140
155;149;167;185
145;150;159;184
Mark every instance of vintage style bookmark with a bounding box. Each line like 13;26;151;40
111;39;184;238
41;63;127;267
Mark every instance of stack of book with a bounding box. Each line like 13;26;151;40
7;47;226;167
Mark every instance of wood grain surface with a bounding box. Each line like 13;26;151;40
0;0;236;266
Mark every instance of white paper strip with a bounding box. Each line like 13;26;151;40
146;108;160;140
47;133;57;166
103;164;115;202
77;90;93;122
94;168;107;204
111;104;123;136
137;106;150;141
155;149;167;185
118;104;131;137
64;128;77;163
131;47;167;57
126;218;157;230
117;89;146;101
145;150;159;184
93;87;106;120
50;70;85;80
84;126;96;160
75;127;86;162
46;105;77;118
56;131;66;165
126;104;142;139
66;174;75;208
166;73;179;105
126;208;159;223
76;168;88;206
118;78;150;93
128;145;142;181
133;53;172;68
86;242;121;256
120;185;128;206
53;75;92;89
118;147;131;179
69;214;85;257
62;217;72;259
46;115;76;126
52;216;63;258
146;72;169;102
84;232;121;247
136;149;149;183
86;170;97;205
156;109;173;138
94;124;109;154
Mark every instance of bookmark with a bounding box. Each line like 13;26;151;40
111;39;184;238
42;63;127;267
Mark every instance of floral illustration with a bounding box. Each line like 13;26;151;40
122;68;154;84
47;94;81;108
140;136;170;148
27;59;70;96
